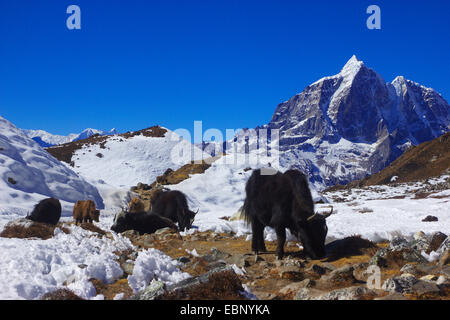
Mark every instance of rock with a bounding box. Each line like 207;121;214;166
294;288;325;300
306;264;326;276
321;262;337;272
388;237;410;251
410;280;440;295
314;286;376;300
410;232;430;251
131;280;166;300
176;256;191;264
400;264;421;276
274;266;305;281
439;250;450;266
420;275;438;282
202;247;232;263
279;280;315;296
369;248;388;267
352;263;370;282
436;275;448;286
401;249;428;264
382;274;419;294
375;293;407;300
121;261;135;275
437;236;450;255
319;264;357;287
422;216;438;222
427;232;447;253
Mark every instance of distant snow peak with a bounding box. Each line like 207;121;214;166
268;55;450;189
23;127;119;147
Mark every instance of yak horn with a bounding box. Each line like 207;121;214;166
322;206;333;218
195;209;199;214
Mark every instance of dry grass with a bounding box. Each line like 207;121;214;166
90;278;134;300
158;270;247;300
41;289;84;300
0;221;70;240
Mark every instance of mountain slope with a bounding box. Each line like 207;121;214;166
0;116;103;215
329;132;450;189
268;55;450;189
47;126;206;188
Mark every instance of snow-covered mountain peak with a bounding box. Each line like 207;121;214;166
340;55;364;76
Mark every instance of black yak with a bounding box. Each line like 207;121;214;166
111;211;178;234
150;190;198;231
73;200;100;224
243;169;332;259
26;198;62;226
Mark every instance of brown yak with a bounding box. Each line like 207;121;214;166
128;198;146;213
73;200;100;224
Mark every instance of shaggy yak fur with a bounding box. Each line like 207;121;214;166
111;211;178;235
26;198;62;226
243;169;331;259
73;200;100;224
150;190;197;231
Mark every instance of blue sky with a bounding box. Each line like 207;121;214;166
0;0;449;136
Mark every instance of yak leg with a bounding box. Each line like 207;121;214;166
251;219;266;254
275;227;286;260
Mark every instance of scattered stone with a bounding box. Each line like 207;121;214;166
436;275;448;286
410;232;430;251
274;266;305;281
319;264;357;287
306;264;326;276
294;288;325;300
202;247;232;263
176;256;191;264
121;261;135;275
410;280;440;296
369;248;388;267
279;280;315;296
374;293;407;300
439;250;450;266
437;236;450;255
131;280;166;300
420;275;438;282
422;215;438;222
388;237;410;251
428;232;447;253
314;286;376;300
400;264;421;276
382;274;419;294
352;263;370;282
321;262;337;272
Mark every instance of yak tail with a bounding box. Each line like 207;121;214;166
242;198;252;225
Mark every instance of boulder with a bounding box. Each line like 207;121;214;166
439;250;450;266
382;274;419;294
319;264;357;287
427;232;447;253
388;237;410;251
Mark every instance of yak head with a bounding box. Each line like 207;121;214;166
296;207;333;259
111;211;131;233
179;208;198;231
92;210;100;222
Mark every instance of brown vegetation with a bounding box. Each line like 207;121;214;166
41;289;84;300
0;220;70;240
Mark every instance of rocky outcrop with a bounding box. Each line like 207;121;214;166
266;56;450;188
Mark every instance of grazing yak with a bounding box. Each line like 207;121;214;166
73;200;100;224
111;211;178;234
26;198;62;225
243;169;332;259
150;190;198;231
